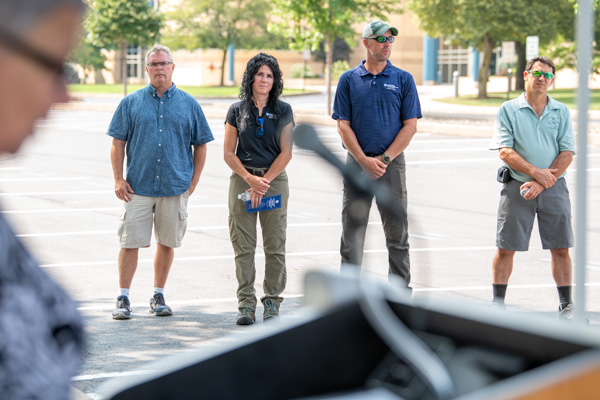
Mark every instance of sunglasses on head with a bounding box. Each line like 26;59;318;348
366;36;395;43
256;116;264;138
528;70;554;80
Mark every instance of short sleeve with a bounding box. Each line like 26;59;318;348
400;73;422;121
107;99;130;141
332;72;351;121
191;102;214;146
490;103;514;150
557;107;575;154
226;103;239;128
280;102;295;127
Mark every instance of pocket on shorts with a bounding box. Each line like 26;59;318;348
178;210;188;241
117;211;127;243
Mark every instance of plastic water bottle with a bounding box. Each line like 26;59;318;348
238;192;251;202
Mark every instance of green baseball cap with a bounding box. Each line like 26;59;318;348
362;20;398;38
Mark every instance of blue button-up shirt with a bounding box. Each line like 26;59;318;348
490;93;575;182
107;84;214;197
332;60;422;155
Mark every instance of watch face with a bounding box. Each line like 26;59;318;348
382;154;391;164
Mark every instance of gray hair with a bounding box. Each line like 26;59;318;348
145;44;174;65
0;0;85;37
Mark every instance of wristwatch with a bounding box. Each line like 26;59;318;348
381;153;392;165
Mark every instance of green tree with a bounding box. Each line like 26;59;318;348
69;41;106;83
163;0;284;87
271;0;402;114
409;0;572;98
86;0;163;96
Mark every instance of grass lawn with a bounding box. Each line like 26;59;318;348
435;88;600;110
67;84;313;97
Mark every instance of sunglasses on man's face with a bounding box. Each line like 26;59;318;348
366;36;395;43
256;116;264;138
528;70;555;80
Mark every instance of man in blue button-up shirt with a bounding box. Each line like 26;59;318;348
107;44;214;320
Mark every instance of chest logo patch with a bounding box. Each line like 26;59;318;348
547;117;560;130
384;83;398;91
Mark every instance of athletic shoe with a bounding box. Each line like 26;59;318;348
112;295;132;320
263;299;280;321
558;304;574;320
236;308;255;325
149;293;172;316
491;300;505;310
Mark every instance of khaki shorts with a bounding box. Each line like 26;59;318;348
118;191;189;249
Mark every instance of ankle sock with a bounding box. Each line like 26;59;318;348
153;287;164;295
119;288;130;297
492;284;507;303
557;286;572;309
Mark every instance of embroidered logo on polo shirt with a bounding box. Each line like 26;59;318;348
265;112;279;119
384;84;398;91
547;117;560;130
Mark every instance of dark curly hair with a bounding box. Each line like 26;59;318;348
239;53;284;128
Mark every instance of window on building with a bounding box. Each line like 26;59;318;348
437;37;470;84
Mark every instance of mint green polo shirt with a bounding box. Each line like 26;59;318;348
490;92;575;182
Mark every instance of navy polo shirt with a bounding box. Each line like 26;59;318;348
107;84;214;197
332;60;422;155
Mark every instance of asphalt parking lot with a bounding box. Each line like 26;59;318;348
0;105;599;399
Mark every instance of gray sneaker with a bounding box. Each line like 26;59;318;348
149;293;172;316
236;307;255;325
263;299;280;321
112;295;132;320
558;304;574;320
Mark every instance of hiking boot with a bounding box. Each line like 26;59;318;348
263;299;280;321
236;307;255;325
558;304;574;320
112;295;132;320
149;293;172;316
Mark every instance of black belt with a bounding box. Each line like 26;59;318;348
365;153;380;157
245;167;267;177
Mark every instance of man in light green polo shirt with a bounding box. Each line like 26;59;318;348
489;56;575;319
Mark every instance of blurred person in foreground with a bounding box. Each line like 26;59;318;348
108;44;213;320
0;0;85;398
224;53;294;325
332;21;421;287
490;56;576;319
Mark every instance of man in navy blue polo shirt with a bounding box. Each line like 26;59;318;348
332;20;422;286
108;44;214;319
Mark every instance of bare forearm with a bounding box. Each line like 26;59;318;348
191;145;207;182
110;140;126;181
549;151;574;177
384;119;417;159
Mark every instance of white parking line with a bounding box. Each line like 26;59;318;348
0;176;89;182
41;246;497;268
0;190;113;196
2;204;226;214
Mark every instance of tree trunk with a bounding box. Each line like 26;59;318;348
515;41;526;92
325;4;333;115
477;34;495;99
120;38;127;97
219;47;227;87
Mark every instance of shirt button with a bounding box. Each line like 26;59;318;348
160;115;163;118
156;176;159;179
160;129;162;132
161;102;163;104
158;159;160;162
158;144;162;146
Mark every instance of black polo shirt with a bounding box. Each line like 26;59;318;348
226;100;294;168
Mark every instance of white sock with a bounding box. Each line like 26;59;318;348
153;287;164;295
119;288;130;297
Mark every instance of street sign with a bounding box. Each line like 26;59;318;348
526;36;539;60
502;41;515;64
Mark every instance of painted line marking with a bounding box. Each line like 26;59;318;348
0;190;113;196
0;177;89;182
41;246;497;268
2;204;226;214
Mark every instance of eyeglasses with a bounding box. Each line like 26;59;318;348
256;116;264;138
147;61;173;68
366;36;395;44
528;70;554;80
0;27;66;78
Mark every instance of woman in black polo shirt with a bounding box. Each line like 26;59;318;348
224;53;294;326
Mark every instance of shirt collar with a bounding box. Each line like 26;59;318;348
147;82;177;99
358;60;391;77
517;92;560;111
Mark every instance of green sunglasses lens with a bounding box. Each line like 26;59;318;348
375;36;394;43
530;70;554;79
